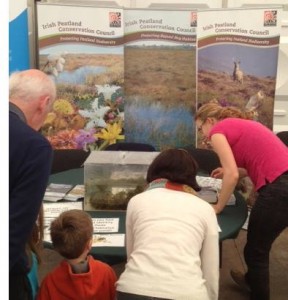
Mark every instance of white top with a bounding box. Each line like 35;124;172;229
116;188;219;300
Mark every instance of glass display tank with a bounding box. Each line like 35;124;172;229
84;151;159;211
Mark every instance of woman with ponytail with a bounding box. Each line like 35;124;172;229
195;102;288;300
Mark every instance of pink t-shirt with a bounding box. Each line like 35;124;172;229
209;118;288;190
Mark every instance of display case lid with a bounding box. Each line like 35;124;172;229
84;150;160;165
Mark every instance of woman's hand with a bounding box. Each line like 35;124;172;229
210;167;224;179
211;204;224;215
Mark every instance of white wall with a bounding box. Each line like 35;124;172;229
274;30;288;132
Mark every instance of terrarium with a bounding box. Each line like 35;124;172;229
84;151;159;211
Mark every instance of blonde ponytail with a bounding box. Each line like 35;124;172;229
196;102;253;121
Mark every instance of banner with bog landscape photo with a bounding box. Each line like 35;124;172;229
123;8;197;150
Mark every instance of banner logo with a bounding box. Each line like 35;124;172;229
264;10;277;26
109;12;121;27
190;12;197;27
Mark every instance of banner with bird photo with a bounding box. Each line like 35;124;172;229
196;7;282;148
123;9;197;151
37;3;125;150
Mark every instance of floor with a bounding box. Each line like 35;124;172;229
39;228;288;300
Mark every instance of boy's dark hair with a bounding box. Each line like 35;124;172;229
146;148;201;191
50;209;93;259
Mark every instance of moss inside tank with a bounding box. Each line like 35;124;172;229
85;182;145;210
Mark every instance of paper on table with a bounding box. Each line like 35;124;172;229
43;217;122;244
196;176;236;205
43;218;52;243
218;224;222;232
92;234;125;247
242;210;251;230
43;202;83;218
43;203;83;242
44;183;73;202
198;187;218;204
196;176;222;190
63;184;85;201
92;218;119;233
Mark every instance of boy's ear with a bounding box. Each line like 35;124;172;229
86;238;93;251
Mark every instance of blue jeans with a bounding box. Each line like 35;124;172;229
117;292;172;300
244;172;288;300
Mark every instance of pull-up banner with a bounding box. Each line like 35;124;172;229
37;3;125;151
123;9;197;150
197;8;282;137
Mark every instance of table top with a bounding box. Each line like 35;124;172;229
48;168;248;262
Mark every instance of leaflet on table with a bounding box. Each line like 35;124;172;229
43;202;83;242
92;218;119;233
196;176;222;190
196;176;236;205
43;201;83;218
198;187;218;204
43;183;73;201
63;184;85;201
43;217;53;242
92;234;125;247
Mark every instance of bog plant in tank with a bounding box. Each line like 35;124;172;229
84;151;159;211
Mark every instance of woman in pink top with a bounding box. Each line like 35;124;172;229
195;103;288;300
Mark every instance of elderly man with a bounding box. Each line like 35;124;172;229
9;69;56;300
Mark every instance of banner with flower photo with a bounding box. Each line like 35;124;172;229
123;9;197;150
37;3;125;150
196;7;282;147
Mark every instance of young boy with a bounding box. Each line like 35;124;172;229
37;210;117;300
